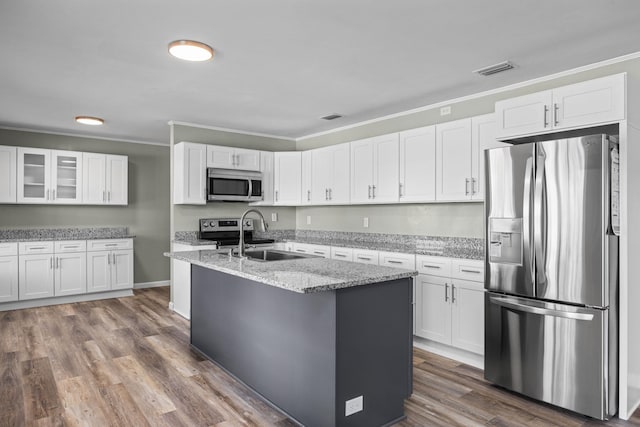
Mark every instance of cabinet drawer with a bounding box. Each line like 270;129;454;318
0;242;18;256
451;259;484;282
416;255;452;277
292;243;330;258
379;251;415;269
87;239;133;252
352;249;379;265
54;240;87;253
331;247;354;262
19;241;54;255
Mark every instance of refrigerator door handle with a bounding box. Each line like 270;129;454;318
523;157;535;285
534;153;547;285
489;296;594;321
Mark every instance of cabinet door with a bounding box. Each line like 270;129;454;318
17;147;51;203
55;253;87;296
51;150;83;204
0;256;18;302
330;247;354;262
106;155;128;205
373;134;399;202
399;126;435;202
235;148;261;171
330;143;350;204
173;142;206;205
206;145;235;168
415;275;451;344
273;152;301;205
253;151;274;205
311;148;331;204
450;279;484;355
553;73;625;130
19;254;55;300
301;150;313;205
435;119;472;201
471;114;509;201
350;138;374;203
111;250;134;290
87;251;111;292
83;153;107;204
495;91;553;140
0;146;17;203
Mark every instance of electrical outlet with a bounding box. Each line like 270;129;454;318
345;395;363;416
440;106;451;116
363;217;369;228
307;215;311;225
271;213;278;222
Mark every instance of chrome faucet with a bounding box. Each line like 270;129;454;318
238;209;268;258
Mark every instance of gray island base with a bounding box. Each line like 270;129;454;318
190;264;413;427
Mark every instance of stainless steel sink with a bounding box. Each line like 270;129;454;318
235;249;319;262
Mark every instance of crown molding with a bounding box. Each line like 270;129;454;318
0;125;169;147
168;120;296;141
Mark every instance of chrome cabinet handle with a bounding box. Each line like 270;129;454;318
368;185;372;199
465;178;470;195
471;178;476;195
328;188;332;200
307;190;311;201
445;283;449;302
56;257;59;269
451;284;456;303
423;264;441;269
460;268;481;274
29;246;46;250
108;191;111;202
543;105;549;127
553;103;559;126
335;253;346;257
50;257;53;269
313;251;324;255
387;260;403;264
325;188;328;201
357;256;371;261
275;190;279;202
105;243;118;247
103;191;106;202
372;185;376;198
399;183;403;197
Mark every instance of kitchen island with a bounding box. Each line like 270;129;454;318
165;249;417;427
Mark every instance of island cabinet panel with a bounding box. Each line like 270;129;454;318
190;265;412;427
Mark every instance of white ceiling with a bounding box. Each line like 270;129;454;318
1;0;639;144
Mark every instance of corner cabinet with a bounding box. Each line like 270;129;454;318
173;142;207;205
0;146;17;203
495;73;625;140
273;152;301;205
82;153;128;205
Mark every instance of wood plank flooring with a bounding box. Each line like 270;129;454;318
0;286;638;426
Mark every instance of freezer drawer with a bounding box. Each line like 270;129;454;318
484;293;616;420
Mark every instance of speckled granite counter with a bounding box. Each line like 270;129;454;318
165;249;417;294
0;227;135;242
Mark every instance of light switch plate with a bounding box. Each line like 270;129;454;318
440;106;451;116
363;217;369;228
271;213;278;222
306;215;311;225
345;395;363;416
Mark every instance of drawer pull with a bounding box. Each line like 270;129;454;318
313;251;325;255
335;253;346;257
387;260;403;264
424;264;441;269
105;243;119;247
28;246;47;250
461;268;481;274
63;245;80;248
357;256;372;260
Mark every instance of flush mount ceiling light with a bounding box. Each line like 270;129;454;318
75;116;104;126
168;40;214;61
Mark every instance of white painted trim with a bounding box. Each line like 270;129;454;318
168;120;296;142
297;50;640;141
134;280;170;289
413;336;484;369
0;125;169;147
168;301;174;310
0;289;133;312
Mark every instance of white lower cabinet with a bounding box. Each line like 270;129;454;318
291;243;330;258
330;247;354;262
55;252;87;296
415;255;485;355
172;242;218;320
19;253;55;300
0;243;19;302
86;239;134;293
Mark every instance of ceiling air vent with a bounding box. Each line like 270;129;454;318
473;61;515;76
321;114;342;120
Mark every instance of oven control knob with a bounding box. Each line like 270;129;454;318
209;221;216;228
201;222;208;228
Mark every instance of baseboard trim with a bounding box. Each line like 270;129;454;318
413;336;484;369
0;289;134;312
134;280;170;289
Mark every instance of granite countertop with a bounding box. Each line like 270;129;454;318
0;227;135;243
165;250;417;294
173;238;219;246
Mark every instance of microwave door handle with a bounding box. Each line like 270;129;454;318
248;179;253;200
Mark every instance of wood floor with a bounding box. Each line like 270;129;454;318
0;287;638;427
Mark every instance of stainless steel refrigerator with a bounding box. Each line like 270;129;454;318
484;133;619;420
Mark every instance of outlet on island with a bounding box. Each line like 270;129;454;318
345;395;363;416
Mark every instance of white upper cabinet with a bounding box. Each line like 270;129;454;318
471;114;508;200
51;150;83;204
435;118;473;201
206;145;260;171
173;142;206;205
251;151;274;205
17;147;51;203
301;150;313;205
82;153;128;205
351;134;399;203
0;146;16;203
496;73;625;140
273;152;301;205
311;143;350;205
399;125;436;202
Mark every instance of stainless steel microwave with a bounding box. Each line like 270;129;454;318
206;168;263;202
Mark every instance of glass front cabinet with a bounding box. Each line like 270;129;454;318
17;148;83;204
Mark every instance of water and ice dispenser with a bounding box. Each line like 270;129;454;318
488;218;523;265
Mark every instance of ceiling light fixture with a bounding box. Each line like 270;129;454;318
168;40;214;62
75;116;104;126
